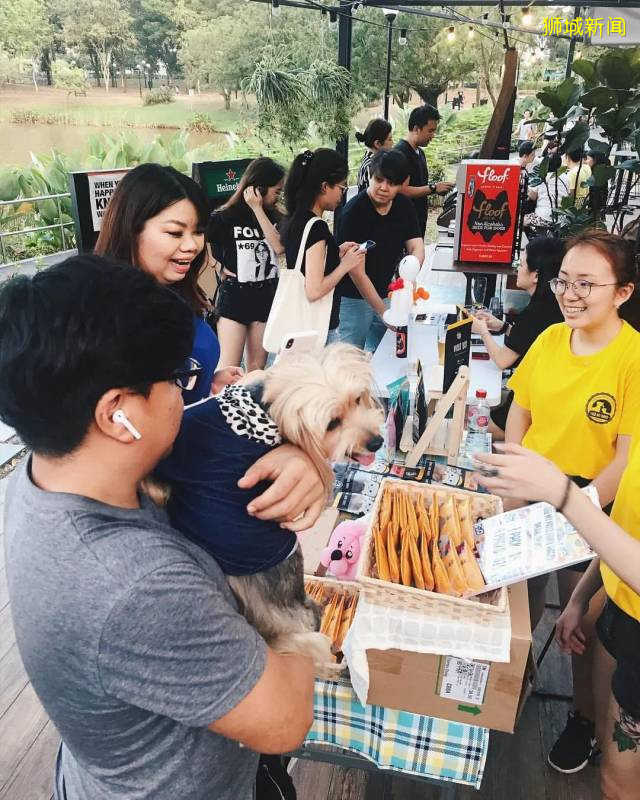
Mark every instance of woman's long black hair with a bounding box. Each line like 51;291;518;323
218;156;285;223
281;148;348;245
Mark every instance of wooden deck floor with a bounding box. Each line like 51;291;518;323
0;470;602;800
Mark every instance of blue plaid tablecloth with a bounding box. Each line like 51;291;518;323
306;678;489;789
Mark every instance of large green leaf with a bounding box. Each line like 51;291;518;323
562;122;590;153
596;51;638;91
572;59;597;88
0;170;20;201
585;164;616;187
587;138;610;154
580;87;617;111
615;159;640;173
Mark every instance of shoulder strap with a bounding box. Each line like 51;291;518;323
293;216;324;274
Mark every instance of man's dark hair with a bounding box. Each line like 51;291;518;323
566;147;586;163
0;254;194;456
518;141;535;158
369;149;410;186
408;104;440;131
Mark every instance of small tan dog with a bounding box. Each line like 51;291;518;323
155;343;383;664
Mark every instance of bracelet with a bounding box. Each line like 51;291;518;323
498;321;509;335
557;476;573;515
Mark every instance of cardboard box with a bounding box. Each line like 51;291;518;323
365;580;533;733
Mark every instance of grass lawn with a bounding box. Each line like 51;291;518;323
0;86;247;131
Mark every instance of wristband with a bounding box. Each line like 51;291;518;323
428;182;437;194
498;321;509;335
557;475;573;515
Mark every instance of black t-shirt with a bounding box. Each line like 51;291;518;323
208;207;279;283
336;191;421;300
394;139;429;235
504;294;564;367
284;210;341;330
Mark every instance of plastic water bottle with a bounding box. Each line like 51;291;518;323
468;389;490;432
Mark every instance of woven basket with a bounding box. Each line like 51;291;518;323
356;478;508;618
304;575;359;679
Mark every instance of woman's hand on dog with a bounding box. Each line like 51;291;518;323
212;366;245;395
238;445;325;531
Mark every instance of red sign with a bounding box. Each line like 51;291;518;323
457;162;521;264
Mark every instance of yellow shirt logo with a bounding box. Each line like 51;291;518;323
585;393;617;425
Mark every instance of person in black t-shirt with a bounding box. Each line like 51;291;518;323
336;150;425;352
471;236;566;438
395;104;454;238
209;158;285;371
281;148;364;343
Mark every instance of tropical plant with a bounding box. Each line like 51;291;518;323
142;85;175;105
534;47;640;235
52;59;89;96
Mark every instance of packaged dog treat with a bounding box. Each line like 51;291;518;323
305;580;359;662
367;483;494;598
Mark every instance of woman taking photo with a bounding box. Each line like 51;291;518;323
502;230;640;775
475;439;640;800
355;118;393;193
209;157;285;371
471;236;565;439
281;148;364;344
95;163;241;403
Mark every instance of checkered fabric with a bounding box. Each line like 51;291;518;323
306;679;489;789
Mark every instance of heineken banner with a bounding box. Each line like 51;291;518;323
192;159;252;211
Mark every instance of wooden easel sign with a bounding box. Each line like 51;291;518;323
406;366;470;467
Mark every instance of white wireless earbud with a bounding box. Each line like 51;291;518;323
112;409;142;440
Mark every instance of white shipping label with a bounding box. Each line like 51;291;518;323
439;657;490;704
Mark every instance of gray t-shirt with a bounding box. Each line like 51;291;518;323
3;459;267;800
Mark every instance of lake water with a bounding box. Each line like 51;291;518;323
0;122;227;168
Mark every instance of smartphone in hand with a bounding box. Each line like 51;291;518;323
358;240;376;253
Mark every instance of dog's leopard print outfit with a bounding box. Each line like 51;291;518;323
217;384;282;447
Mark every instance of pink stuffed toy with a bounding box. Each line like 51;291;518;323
320;520;366;580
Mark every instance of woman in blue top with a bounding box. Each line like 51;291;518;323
96;164;241;403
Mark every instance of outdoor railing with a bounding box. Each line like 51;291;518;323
0;192;75;267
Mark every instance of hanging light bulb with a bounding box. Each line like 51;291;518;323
468;26;475;38
399;28;408;45
329;9;338;30
521;5;533;25
271;0;281;16
447;26;456;41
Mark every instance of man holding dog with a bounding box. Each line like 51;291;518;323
0;255;323;799
337;149;425;351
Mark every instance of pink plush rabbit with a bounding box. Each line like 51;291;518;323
320;520;367;580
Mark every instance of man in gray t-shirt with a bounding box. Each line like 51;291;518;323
0;256;320;800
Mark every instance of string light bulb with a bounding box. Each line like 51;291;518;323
399;28;408;45
468;26;475;38
271;0;280;16
329;9;338;30
521;6;533;25
447;26;456;41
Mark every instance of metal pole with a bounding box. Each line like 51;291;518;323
384;18;393;121
565;6;581;78
336;0;353;163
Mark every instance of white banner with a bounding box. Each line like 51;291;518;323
87;170;128;232
588;8;640;44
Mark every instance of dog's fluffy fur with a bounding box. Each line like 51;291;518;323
151;343;383;664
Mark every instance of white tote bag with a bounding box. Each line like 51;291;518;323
263;216;332;354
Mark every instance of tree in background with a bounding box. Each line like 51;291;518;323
61;0;135;92
130;0;181;82
0;0;52;90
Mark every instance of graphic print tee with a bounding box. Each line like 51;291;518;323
208;207;279;283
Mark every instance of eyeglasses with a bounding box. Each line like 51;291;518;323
549;278;619;299
338;183;348;195
171;357;202;391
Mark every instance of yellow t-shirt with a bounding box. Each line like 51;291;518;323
567;163;592;205
508;321;640;478
603;430;640;620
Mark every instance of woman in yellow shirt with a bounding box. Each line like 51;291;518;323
475;440;640;800
504;230;640;773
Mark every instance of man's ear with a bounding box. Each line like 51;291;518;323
95;388;139;443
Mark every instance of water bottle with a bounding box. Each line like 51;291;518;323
468;389;490;433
